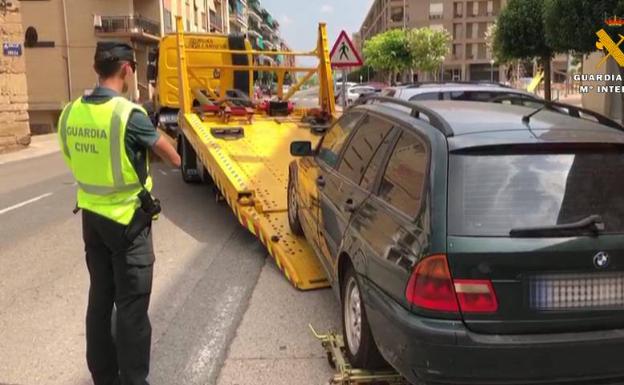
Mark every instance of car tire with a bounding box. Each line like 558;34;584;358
287;169;304;236
341;264;386;370
178;134;201;184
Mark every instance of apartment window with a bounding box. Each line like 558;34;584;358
390;6;404;22
478;1;487;16
429;2;443;19
164;9;173;33
477;43;487;59
466;43;474;59
452;44;463;59
202;12;207;30
453;23;463;39
487;0;494;15
466;23;474;39
454;2;463;17
478;22;487;38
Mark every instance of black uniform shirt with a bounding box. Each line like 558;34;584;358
81;87;160;182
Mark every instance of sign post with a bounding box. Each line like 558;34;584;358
330;31;363;108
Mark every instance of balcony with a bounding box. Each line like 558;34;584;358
95;15;160;42
210;13;223;32
249;8;262;23
229;11;248;28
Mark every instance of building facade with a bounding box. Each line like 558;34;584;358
20;0;230;133
360;0;507;82
359;0;569;84
0;1;30;150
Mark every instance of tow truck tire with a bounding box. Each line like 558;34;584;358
341;264;386;370
287;170;304;236
196;155;214;185
178;134;201;184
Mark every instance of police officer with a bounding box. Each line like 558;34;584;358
58;42;181;385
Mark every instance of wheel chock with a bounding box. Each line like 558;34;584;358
309;324;408;385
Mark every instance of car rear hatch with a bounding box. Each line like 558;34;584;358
447;143;624;334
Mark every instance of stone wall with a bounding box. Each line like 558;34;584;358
0;2;30;153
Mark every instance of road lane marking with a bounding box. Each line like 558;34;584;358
0;192;53;215
159;169;167;176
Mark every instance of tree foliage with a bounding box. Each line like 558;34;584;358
408;27;451;74
544;0;618;55
495;0;554;99
363;29;412;80
363;27;450;82
495;0;552;61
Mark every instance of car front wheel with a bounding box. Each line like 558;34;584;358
342;264;386;369
287;169;304;236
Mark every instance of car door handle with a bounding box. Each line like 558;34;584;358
343;198;356;213
316;175;326;188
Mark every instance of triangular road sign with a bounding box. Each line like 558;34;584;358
330;30;363;68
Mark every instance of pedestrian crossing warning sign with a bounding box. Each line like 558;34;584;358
330;30;363;68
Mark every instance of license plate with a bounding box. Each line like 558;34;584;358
159;114;178;124
529;272;624;311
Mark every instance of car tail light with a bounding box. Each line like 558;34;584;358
406;255;498;314
454;280;498;313
405;254;459;312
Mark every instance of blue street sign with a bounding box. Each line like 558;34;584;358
3;43;22;57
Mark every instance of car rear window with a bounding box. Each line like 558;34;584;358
448;146;624;236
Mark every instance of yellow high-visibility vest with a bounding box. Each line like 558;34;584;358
58;96;153;225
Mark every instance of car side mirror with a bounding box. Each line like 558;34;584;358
290;141;313;157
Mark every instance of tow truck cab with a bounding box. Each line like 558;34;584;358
148;33;253;135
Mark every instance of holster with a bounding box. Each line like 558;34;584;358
123;189;161;244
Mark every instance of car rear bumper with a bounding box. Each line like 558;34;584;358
361;277;624;385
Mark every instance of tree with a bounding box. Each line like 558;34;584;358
495;0;554;100
363;29;412;84
544;0;624;117
408;27;451;78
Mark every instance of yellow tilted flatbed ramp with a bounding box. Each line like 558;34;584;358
180;114;329;289
170;17;337;290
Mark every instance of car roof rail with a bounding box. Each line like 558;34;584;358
405;81;512;89
489;95;624;131
357;95;454;137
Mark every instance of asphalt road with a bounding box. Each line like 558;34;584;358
0;150;339;385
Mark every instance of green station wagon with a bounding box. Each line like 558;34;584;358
288;96;624;384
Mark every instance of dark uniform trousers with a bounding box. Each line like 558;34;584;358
82;210;155;385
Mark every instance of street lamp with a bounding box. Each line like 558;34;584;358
490;59;495;82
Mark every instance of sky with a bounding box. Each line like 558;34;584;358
259;0;374;64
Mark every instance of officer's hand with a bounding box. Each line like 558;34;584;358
152;136;181;168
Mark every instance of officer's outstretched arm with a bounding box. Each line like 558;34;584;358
152;136;181;168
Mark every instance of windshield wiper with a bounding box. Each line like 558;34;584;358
509;214;605;237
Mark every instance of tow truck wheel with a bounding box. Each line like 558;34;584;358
287;170;304;235
195;156;214;185
341;264;386;370
178;134;201;184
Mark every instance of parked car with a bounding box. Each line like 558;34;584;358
337;85;377;105
382;81;537;102
287;96;624;385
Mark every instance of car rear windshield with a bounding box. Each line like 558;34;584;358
448;145;624;236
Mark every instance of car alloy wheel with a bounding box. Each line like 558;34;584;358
344;275;362;355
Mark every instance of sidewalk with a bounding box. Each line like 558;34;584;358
0;134;60;165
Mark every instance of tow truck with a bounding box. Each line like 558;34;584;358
157;17;336;290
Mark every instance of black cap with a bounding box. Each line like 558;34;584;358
94;41;135;63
